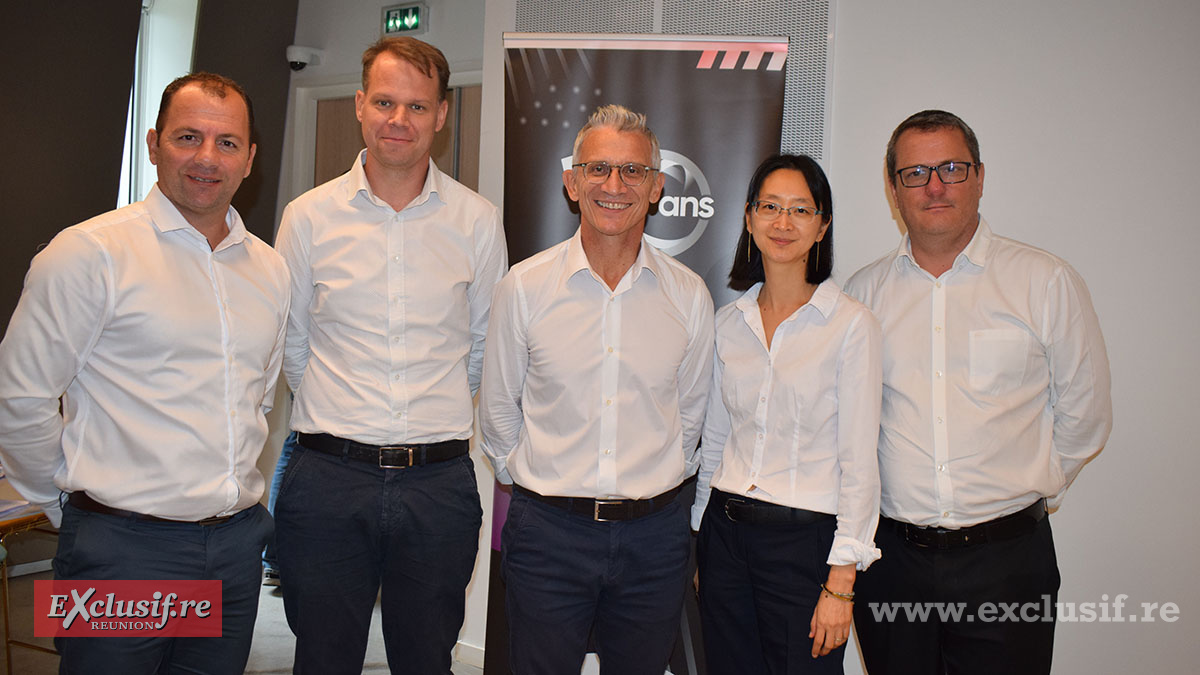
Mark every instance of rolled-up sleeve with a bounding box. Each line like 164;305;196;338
828;310;883;570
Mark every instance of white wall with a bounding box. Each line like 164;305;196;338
292;0;1200;671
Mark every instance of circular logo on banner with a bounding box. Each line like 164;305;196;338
560;150;716;257
647;150;715;257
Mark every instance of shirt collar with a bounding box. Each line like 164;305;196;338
145;183;248;249
892;214;992;272
563;228;661;289
343;150;445;211
735;278;840;321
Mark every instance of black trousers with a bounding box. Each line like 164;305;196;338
853;515;1060;675
697;489;845;675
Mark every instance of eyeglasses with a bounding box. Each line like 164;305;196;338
572;161;658;187
895;161;975;188
750;200;825;222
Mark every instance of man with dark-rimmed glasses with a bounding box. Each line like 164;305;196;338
845;109;1112;674
480;104;714;675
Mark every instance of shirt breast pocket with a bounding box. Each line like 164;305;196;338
968;329;1032;396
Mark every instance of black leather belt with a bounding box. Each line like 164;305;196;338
714;489;835;526
68;492;238;526
514;484;683;522
298;432;468;468
887;499;1047;549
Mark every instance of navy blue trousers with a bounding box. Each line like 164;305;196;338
52;501;272;674
274;443;482;675
696;489;845;675
853;515;1060;675
501;490;691;675
261;430;298;572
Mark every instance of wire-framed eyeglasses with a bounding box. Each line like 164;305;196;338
572;161;658;187
750;200;825;223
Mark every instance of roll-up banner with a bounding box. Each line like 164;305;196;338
486;32;788;675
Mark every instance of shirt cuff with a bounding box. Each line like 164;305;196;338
493;465;514;486
690;503;706;532
827;535;882;571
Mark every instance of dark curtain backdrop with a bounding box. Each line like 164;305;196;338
0;1;300;336
0;1;143;335
193;0;299;246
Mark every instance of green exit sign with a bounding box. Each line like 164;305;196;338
383;3;427;36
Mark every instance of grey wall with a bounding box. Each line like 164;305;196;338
826;2;1199;669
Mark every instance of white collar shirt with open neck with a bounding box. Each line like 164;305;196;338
480;229;714;499
276;150;507;445
695;279;883;569
845;217;1112;528
0;184;290;526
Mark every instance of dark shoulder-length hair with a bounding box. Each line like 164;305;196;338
728;153;834;291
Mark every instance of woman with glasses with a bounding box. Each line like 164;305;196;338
694;154;883;674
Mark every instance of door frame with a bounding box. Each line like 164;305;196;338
287;70;483;202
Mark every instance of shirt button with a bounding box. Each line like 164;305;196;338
760;397;766;403
935;325;943;333
943;511;950;518
935;370;943;378
938;464;946;472
393;336;400;343
394;412;402;418
604;449;612;455
607;346;614;353
393;255;401;263
605;399;612;406
394;374;401;381
935;281;942;288
937;417;944;424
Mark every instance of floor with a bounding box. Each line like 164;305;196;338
2;569;483;674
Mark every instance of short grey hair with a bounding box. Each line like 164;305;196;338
571;104;661;169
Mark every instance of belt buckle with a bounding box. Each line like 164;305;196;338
379;445;414;469
593;499;622;522
724;498;746;522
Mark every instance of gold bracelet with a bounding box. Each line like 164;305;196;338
821;583;855;602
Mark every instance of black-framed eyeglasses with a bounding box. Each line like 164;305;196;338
572;161;658;187
895;161;976;188
750;200;825;222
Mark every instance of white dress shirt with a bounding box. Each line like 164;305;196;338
844;217;1112;528
479;230;714;499
694;281;882;569
276;152;507;445
0;185;290;527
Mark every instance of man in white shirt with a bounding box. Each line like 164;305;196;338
480;105;714;675
273;37;506;674
844;110;1112;675
0;72;288;674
